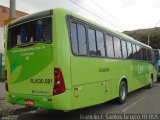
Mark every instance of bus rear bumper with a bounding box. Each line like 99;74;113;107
5;90;72;110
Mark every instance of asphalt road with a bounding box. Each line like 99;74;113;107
8;82;160;120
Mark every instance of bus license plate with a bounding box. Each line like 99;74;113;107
24;100;34;106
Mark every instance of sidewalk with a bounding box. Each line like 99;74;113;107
0;82;5;100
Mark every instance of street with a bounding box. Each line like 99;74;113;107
0;82;160;120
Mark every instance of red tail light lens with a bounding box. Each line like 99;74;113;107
53;68;66;95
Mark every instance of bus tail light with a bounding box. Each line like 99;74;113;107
53;68;66;95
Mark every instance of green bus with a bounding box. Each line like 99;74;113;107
5;8;157;110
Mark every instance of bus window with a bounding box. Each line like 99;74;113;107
96;30;105;57
147;49;152;61
127;42;133;59
113;37;122;58
132;44;137;60
8;17;52;49
40;18;52;43
88;28;97;56
105;34;114;58
121;40;127;59
136;45;141;60
20;26;27;44
77;24;87;55
36;20;43;41
142;48;148;61
154;49;160;60
70;22;78;54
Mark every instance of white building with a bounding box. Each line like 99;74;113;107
0;5;28;50
0;27;4;50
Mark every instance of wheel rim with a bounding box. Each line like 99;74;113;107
121;85;126;100
150;76;153;87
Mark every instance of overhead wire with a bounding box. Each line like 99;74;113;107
92;0;129;29
68;0;124;31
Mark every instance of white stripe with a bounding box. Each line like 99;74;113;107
122;96;146;112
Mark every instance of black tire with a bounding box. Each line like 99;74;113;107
147;75;154;89
117;81;127;104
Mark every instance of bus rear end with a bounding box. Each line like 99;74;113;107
5;9;72;110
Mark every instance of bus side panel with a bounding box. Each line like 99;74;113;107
71;57;106;109
134;62;149;89
54;9;72;90
71;57;124;109
73;82;105;109
119;61;134;93
51;9;73;110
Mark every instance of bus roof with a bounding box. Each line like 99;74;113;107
68;9;151;49
8;8;151;49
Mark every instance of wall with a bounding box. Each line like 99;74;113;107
0;5;28;50
0;27;4;50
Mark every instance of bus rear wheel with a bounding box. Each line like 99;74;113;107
117;81;127;104
147;74;154;89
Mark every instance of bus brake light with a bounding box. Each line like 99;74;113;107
53;68;66;95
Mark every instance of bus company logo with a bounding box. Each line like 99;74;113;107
32;89;51;95
99;68;109;72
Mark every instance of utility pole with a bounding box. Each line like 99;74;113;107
148;20;160;46
0;53;2;81
148;32;150;46
10;0;16;19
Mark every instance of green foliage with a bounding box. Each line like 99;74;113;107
124;27;160;49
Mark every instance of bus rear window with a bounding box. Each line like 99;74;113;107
8;17;52;49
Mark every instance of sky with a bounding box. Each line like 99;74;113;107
1;0;160;31
0;0;160;50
